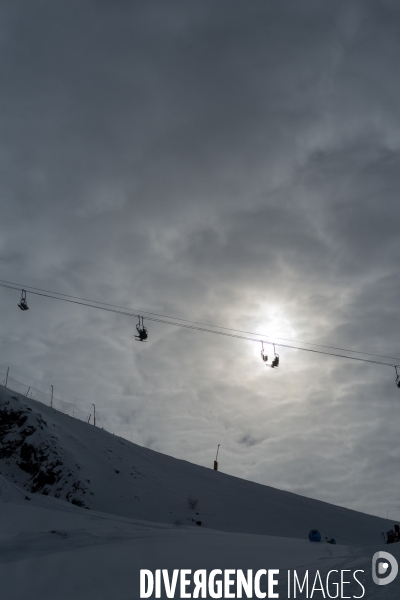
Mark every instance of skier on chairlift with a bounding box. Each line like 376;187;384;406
271;345;279;368
18;290;29;311
395;367;400;389
135;316;148;342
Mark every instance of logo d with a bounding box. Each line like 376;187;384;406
372;551;398;586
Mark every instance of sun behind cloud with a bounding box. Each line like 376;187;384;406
250;307;297;360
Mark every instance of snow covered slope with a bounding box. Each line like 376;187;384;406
0;476;398;600
0;385;392;545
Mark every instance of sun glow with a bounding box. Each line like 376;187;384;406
251;308;296;358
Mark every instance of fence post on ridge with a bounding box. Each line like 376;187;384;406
5;367;9;388
51;385;53;408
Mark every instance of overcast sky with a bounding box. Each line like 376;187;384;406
1;0;400;520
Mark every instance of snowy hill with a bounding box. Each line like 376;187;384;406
0;385;393;547
3;475;396;600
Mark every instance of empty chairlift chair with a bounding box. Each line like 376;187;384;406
261;342;268;364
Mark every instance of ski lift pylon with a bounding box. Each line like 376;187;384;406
135;316;148;342
18;289;29;311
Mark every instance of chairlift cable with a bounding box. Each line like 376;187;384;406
0;278;400;363
0;281;399;370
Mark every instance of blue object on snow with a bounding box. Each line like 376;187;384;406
309;529;321;542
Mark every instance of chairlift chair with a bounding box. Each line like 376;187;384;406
18;290;29;311
271;345;279;368
261;342;268;363
135;316;148;342
395;367;400;389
